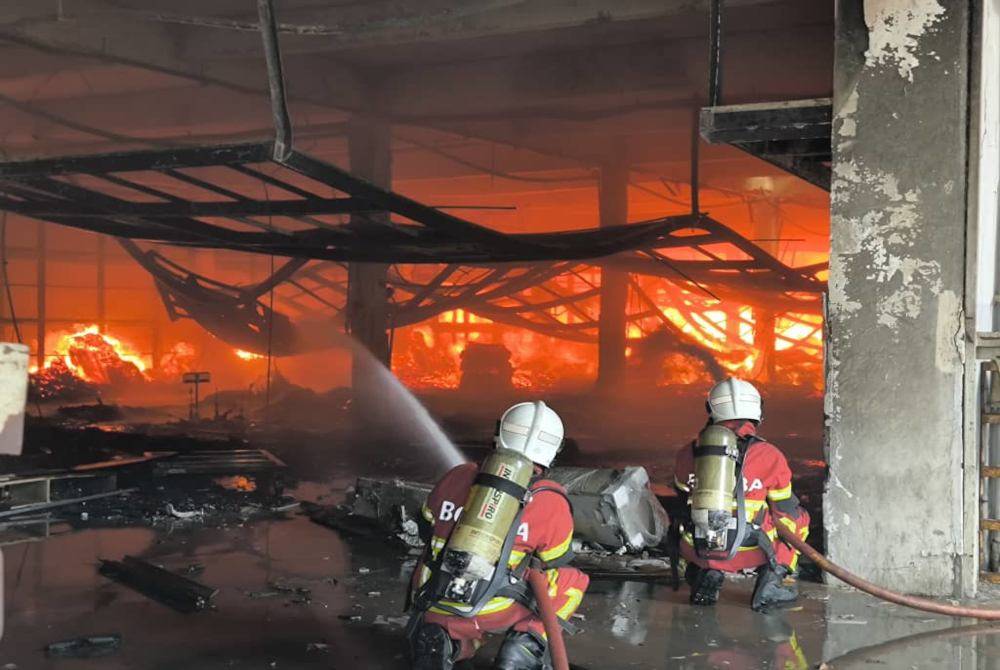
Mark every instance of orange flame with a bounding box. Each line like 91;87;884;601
45;325;148;385
235;349;265;361
392;273;824;392
214;475;257;492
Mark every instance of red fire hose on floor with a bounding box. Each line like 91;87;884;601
774;524;1000;620
525;568;571;670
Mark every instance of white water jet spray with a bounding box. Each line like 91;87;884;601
338;332;467;473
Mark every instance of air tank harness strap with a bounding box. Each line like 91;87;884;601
475;473;528;501
726;455;748;561
529;484;574;515
724;434;762;562
692;444;732;457
496;486;580;635
734;435;777;567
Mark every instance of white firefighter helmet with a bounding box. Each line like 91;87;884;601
707;377;762;423
495;401;564;468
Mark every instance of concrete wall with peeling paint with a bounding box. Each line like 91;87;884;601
826;0;971;595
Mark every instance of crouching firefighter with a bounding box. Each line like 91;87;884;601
407;401;588;670
673;378;811;612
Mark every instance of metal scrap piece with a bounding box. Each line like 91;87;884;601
99;555;218;613
45;634;122;658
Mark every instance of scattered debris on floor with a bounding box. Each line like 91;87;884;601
99;555;218;613
0;422;300;537
56;402;123;423
270;580;313;605
373;614;410;627
307;468;674;578
45;634;122;659
165;502;203;519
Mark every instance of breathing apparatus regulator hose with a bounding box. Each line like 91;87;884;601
525;568;571;670
774;523;1000;620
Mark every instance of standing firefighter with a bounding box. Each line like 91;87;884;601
408;401;588;670
673;378;810;611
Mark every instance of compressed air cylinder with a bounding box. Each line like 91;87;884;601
691;425;739;522
446;449;534;570
0;343;29;456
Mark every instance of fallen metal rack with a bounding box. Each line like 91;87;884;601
0;141;685;264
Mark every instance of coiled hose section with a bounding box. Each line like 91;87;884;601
525;568;570;670
775;524;1000;620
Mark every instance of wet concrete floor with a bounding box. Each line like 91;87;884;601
3;507;1000;670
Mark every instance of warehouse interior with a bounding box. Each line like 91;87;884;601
0;0;997;668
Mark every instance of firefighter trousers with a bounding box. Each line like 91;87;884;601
422;567;589;661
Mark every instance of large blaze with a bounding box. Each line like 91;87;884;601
31;327;202;399
28;322;279;402
47;325;148;385
392;280;823;394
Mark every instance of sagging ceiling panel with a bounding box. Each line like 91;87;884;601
0;141;689;264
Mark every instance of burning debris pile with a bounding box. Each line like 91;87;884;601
28;326;205;402
31;326;149;400
54;326;148;385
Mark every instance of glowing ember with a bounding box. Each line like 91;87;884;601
235;349;265;361
46;325;148;385
30;358;98;401
214;475;257;492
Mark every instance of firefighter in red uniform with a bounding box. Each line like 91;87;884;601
673;378;811;611
408;401;588;670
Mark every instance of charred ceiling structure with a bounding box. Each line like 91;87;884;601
0;0;832;398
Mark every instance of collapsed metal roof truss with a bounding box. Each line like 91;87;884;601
0;141;684;264
113;211;824;360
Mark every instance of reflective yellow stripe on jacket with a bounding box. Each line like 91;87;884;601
767;484;793;502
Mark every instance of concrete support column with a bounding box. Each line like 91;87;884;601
596;152;629;390
826;0;974;595
346;115;391;372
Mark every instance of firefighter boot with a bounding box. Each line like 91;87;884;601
751;564;798;612
410;622;456;670
687;564;725;606
494;631;548;670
